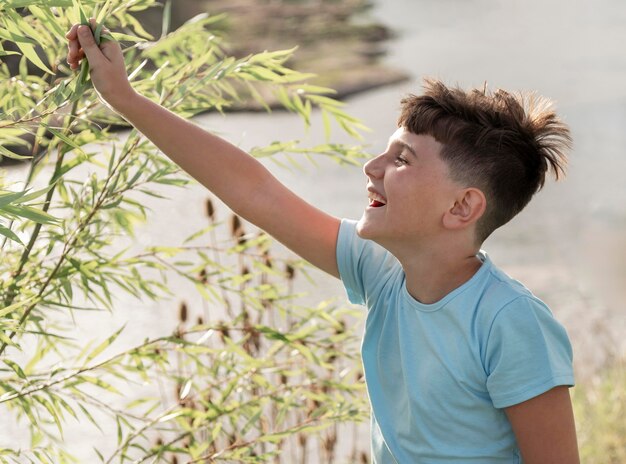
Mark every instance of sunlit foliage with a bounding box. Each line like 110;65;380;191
0;1;369;462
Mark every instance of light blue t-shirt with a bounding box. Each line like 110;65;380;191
336;219;575;463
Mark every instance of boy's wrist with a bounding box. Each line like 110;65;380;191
106;86;140;114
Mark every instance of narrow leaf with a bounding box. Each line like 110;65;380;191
0;223;23;245
3;359;27;380
0;295;39;318
85;324;126;363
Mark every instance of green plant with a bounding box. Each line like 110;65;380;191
573;360;626;464
0;1;369;462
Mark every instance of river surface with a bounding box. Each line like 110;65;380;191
2;0;626;461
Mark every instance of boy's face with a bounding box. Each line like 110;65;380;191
357;128;462;248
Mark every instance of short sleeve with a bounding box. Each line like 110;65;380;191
485;296;575;409
335;219;399;307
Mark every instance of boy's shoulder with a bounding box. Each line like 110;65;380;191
473;252;555;325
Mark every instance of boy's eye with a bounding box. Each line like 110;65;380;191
394;155;409;166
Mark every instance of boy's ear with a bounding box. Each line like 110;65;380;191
442;188;486;230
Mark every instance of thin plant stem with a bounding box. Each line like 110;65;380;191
0;133;141;356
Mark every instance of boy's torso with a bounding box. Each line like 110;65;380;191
336;219;574;463
362;253;521;463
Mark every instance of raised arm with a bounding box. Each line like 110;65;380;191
67;22;340;277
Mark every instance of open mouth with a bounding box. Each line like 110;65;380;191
369;200;386;208
367;190;387;208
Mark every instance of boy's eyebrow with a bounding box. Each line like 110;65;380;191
392;139;417;158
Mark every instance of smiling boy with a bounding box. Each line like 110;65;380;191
67;22;579;463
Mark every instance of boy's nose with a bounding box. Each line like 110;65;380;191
363;154;385;179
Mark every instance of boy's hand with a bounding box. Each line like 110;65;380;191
66;19;136;109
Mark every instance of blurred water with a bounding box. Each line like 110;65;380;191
2;0;626;460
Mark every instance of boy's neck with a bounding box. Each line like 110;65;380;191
398;246;483;305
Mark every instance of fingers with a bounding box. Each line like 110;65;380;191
67;42;84;70
67;38;81;70
66;19;117;71
65;23;79;40
66;23;81;69
76;24;103;65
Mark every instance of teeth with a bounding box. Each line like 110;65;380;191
367;191;387;205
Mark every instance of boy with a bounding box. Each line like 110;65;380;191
66;22;579;463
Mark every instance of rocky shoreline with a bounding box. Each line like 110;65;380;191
135;0;410;109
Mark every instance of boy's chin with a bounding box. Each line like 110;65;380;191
356;216;377;240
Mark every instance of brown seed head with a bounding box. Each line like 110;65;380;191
218;321;229;341
206;198;215;221
179;302;188;323
285;262;296;280
323;431;337;451
230;214;245;244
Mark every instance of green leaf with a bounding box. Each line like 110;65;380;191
3;359;27;380
256;326;290;342
54;395;78;420
211;422;223;442
0;145;31;160
46;127;87;157
162;0;172;37
11;37;53;75
2;1;72;7
321;109;332;141
73;375;121;395
110;32;147;43
0;18;37;44
78;403;103;432
33;395;64;438
0;295;39;318
158;410;184;423
2;204;59;225
74;0;89;25
28;6;67;40
306;94;345;108
0;331;19;349
3;8;49;46
0;191;26;209
85;324;126;363
95;0;113;23
77;59;90;89
13;184;56;204
123;12;154;40
93;446;105;462
24;338;51;374
0;223;23;245
94;22;104;45
115;416;123;446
